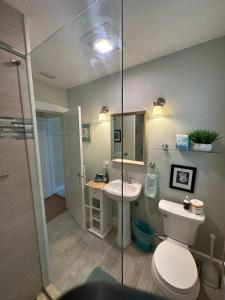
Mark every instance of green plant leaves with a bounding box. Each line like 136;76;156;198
188;130;219;144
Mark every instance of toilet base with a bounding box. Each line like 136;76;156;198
151;258;200;300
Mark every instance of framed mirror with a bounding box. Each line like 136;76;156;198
111;111;146;165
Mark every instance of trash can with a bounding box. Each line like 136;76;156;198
132;218;154;252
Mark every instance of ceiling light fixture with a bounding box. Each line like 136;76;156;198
98;106;109;122
152;97;166;117
93;38;114;54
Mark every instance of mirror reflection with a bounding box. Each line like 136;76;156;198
112;112;145;163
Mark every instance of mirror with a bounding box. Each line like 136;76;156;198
111;111;145;165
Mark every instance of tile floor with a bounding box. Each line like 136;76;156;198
47;211;224;300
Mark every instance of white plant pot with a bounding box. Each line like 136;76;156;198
192;143;213;152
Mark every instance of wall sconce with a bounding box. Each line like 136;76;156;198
152;97;166;117
98;106;109;122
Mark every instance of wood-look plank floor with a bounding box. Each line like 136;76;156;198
47;212;224;300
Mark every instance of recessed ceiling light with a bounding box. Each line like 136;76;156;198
93;38;114;54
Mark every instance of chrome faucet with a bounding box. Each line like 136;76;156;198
122;169;132;183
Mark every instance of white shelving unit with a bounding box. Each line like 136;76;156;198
86;180;113;239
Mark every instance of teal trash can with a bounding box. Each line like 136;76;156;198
132;218;154;252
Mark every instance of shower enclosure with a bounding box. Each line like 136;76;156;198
29;0;124;293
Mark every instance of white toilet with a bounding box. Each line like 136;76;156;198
151;199;205;300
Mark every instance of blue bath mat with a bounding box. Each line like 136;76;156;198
86;267;119;284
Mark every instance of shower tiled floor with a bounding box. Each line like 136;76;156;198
47;211;223;300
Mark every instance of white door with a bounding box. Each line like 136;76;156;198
63;106;86;232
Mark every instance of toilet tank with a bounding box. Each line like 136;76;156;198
159;199;205;245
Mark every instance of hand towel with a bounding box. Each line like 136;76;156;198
144;173;158;199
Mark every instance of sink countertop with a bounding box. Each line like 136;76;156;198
87;179;106;190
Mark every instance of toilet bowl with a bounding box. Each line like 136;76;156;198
151;200;205;300
151;240;200;300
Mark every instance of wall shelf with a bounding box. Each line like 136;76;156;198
153;147;221;154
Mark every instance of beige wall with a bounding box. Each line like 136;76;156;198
68;36;225;258
33;77;68;107
0;2;42;299
69;73;121;180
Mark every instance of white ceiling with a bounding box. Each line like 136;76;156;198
4;0;95;49
4;0;225;89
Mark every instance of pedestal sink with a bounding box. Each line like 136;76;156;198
104;179;142;248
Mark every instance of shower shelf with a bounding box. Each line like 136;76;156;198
153;147;221;154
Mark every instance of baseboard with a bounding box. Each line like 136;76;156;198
36;292;50;300
44;284;61;300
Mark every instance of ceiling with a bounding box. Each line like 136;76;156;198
4;0;95;49
4;0;225;89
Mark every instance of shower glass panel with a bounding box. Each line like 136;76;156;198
30;0;123;293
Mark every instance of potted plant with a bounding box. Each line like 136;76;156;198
188;130;219;152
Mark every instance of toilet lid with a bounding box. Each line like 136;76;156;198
154;241;198;292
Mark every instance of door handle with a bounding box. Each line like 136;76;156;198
72;173;83;179
77;173;84;178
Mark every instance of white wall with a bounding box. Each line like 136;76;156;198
68;36;225;258
33;77;68;107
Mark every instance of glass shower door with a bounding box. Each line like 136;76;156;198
30;0;123;293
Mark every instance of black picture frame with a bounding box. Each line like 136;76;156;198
114;129;121;142
169;164;197;193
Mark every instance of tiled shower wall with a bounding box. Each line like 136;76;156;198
0;1;42;299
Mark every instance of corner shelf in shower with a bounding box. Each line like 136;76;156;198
152;147;221;154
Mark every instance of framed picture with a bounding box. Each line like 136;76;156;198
114;129;121;142
169;164;197;193
82;123;91;142
176;134;189;151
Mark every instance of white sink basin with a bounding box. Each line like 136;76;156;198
104;179;142;202
104;179;142;248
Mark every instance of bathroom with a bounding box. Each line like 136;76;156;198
0;0;225;299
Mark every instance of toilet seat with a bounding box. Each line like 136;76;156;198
152;240;199;298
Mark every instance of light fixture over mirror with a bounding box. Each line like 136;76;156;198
98;106;110;122
152;97;166;117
